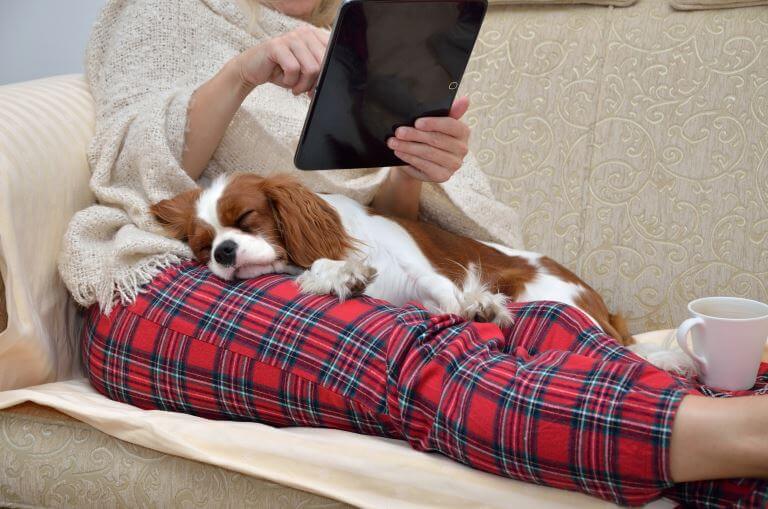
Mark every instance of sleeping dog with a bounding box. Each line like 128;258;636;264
151;173;698;374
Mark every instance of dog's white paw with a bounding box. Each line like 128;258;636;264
456;263;513;327
457;289;512;327
296;258;377;301
627;342;699;378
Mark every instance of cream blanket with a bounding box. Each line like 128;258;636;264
58;0;522;312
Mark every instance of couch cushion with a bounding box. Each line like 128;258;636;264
670;0;767;8
0;403;352;509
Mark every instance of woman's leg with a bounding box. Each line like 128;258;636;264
501;301;768;504
671;395;768;482
82;263;767;506
501;300;648;363
662;394;768;507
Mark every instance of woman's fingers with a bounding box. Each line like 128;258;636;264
412;115;469;139
313;27;331;45
393;126;468;156
268;42;301;87
288;37;321;94
448;95;470;120
385;97;473;184
388;138;462;172
263;26;329;93
411;96;471;139
309;27;330;56
393;150;453;183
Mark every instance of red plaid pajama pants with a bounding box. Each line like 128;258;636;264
82;262;768;507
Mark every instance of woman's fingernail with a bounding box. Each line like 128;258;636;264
415;119;425;129
388;138;397;148
396;127;407;137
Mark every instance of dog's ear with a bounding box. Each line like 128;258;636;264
262;175;353;268
150;188;201;240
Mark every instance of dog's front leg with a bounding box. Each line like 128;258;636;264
411;267;512;327
296;258;377;301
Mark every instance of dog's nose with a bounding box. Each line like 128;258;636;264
213;240;238;267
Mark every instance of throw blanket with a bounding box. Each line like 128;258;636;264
58;0;522;313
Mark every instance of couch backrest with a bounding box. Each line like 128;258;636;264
461;0;768;332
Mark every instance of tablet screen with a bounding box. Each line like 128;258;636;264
295;0;486;170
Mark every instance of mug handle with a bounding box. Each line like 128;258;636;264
676;317;708;376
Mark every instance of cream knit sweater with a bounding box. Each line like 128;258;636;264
58;0;522;312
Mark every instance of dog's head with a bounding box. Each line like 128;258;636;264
150;174;353;280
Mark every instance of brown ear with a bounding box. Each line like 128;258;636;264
149;188;201;240
263;175;353;267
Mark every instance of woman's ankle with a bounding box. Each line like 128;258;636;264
736;397;768;478
670;395;768;482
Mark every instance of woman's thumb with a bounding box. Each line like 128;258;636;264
449;96;470;119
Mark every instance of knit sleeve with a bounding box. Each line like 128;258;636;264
420;150;523;249
83;0;223;226
59;0;218;309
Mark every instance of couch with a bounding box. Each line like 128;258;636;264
1;0;766;506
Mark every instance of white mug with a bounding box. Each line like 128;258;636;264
676;296;768;391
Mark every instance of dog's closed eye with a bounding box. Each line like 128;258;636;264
236;210;256;232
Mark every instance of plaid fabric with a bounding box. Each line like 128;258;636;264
82;262;768;507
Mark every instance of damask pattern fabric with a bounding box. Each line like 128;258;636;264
0;405;351;509
461;0;768;334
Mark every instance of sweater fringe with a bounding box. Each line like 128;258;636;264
70;253;189;315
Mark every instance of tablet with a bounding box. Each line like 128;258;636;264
294;0;487;170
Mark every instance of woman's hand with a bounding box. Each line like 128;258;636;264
236;25;330;95
182;26;329;180
387;96;471;183
372;96;472;219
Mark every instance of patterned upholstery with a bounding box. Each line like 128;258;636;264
0;403;351;508
461;0;768;332
670;0;768;9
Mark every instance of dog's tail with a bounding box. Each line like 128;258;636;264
602;312;634;346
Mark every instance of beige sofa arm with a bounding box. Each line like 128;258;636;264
0;75;95;390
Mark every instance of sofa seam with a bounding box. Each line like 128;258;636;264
575;4;613;277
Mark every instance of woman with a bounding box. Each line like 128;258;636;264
60;0;768;506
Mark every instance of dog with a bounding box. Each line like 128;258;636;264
150;173;642;343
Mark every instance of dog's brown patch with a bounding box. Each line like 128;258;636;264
391;217;537;301
539;257;633;345
391;215;632;344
